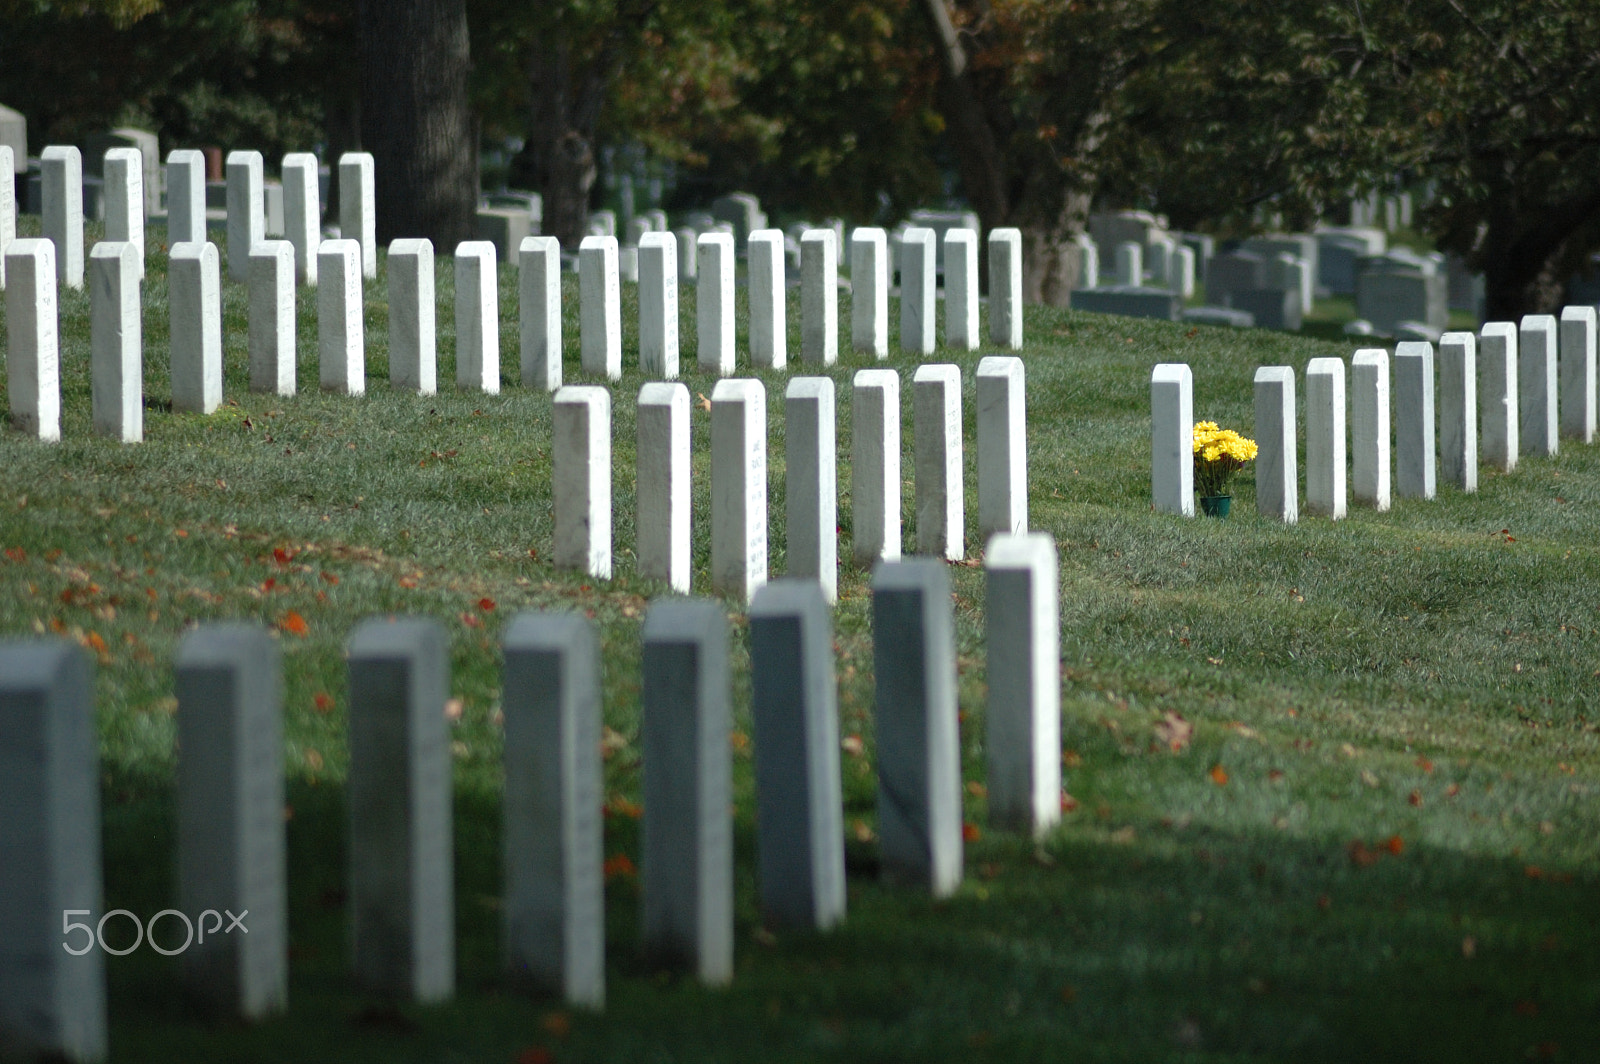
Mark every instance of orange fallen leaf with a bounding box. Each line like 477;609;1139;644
1409;790;1423;807
1525;865;1544;880
398;577;418;589
461;612;481;628
966;781;987;798
1446;783;1461;797
1347;841;1380;868
603;853;636;879
852;819;876;842
477;596;496;612
278;611;309;636
313;692;334;713
273;547;292;565
729;730;749;752
1060;792;1080;813
1385;835;1404;855
84;631;108;655
1209;764;1229;786
1415;757;1435;773
320;572;339;585
605;795;642;819
1267;769;1285;782
962;822;981;843
261;577;277;592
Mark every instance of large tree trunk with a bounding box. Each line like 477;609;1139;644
1479;185;1600;320
359;0;477;247
509;42;603;249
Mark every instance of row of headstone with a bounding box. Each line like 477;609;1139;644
1150;308;1598;519
545;358;1029;604
0;545;1061;1056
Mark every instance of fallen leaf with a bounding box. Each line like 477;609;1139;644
852;819;875;843
278;612;309;636
1415;756;1435;773
1461;935;1476;959
1385;835;1404;855
841;734;866;757
600;726;629;757
603;854;636;879
461;612;481;628
1154;711;1193;752
444;698;464;722
605;795;642;819
1361;769;1380;787
1060;792;1079;813
305;749;324;772
696;392;712;411
477;596;496;612
320;572;339;585
541;1011;571;1038
273;547;292;565
1267;769;1285;782
1347;841;1380;868
313;692;334;713
1209;764;1229;786
963;822;982;842
730;730;749;753
1409;790;1423;807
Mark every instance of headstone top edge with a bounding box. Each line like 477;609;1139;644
347;615;446;657
976;354;1024;379
913;363;962;383
553;385;611;407
389;237;434;255
641;597;728;643
852;368;899;387
1253;365;1295;383
0;639;87;687
1305;356;1346;374
503;610;594;653
785;376;835;400
453;240;498;259
870;556;951;594
749;578;829;620
711;378;764;402
638;381;689;405
579;235;618;253
519;235;561;253
1394;340;1435;358
1559;304;1598;323
984;531;1056;569
175;622;274;667
1150;362;1191;383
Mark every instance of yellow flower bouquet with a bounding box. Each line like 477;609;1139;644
1192;421;1259;502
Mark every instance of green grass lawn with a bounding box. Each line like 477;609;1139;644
2;216;1597;1063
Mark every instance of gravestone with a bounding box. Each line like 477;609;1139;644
388;239;436;394
281;153;320;286
1114;241;1143;287
578;236;621;381
785;377;838;604
1203;249;1262;308
852;369;902;565
317;240;364;395
851;227;889;358
552;386;612;580
1394;341;1437;500
1478;322;1518;473
1356;253;1447;335
588;209;616;238
618;246;638;285
1305;357;1347;518
984;533;1060;837
638;231;679;379
41;146;83;289
1438;332;1478;491
1350;349;1391;510
1089;209;1166;257
976;356;1028;536
168;241;222;414
908;209;979;270
1243;235;1317;310
644;208;668;232
640;599;733;984
248;241;296;395
912;364;964;559
637;382;691;593
0;104;24;177
454;241;500;393
944;229;979;350
502;613;605;1008
989;228;1023;348
102;148;144;279
748;229;787;369
1230;286;1301;331
86;128;158;215
338;153;376;279
165;150;206;247
1559;305;1596;444
1315;227;1386;295
711;378;768;603
674;227;697;281
1149;363;1193;517
900;227;936;355
89;241;141;442
801;229;838;365
748;581;846;931
1170;246;1196;299
261;181;284;238
175;624;286;1019
1180;232;1215;280
1253;366;1298;522
1182;306;1254;329
477;208;531;263
0;146;12;289
1519;314;1558;457
625;216;651;247
1146;234;1175;287
1074;233;1099;290
0;641;106;1063
698;232;736;373
5;240;60;440
711;191;763;246
519;236;562;392
871;559;962;897
224;150;264;283
347;618;454;1003
1069;286;1181;322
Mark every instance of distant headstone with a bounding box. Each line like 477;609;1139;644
1230;287;1301;331
1356;253;1447;335
1559;305;1596;444
165;150;206;247
1304;357;1347;517
477;207;531;263
976;356;1028;536
248;241;296;396
1149;363;1193;516
1070;286;1181;322
785;377;837;603
347;618;454;1003
388;238;436;394
639;231;679;379
851;227;889;358
871;559;962;897
1181;306;1253;329
518;236;562;392
1179;232;1214;279
852;369;901;565
175;624;286;1019
640;599;733;984
748;580;846;931
698;232;736;373
711;378;768;603
89;241;141;443
1114;241;1142;287
618;245;638;284
637;382;691;593
552;386;612;580
169;240;223;414
0;640;106;1063
579;235;621;382
1203;249;1263;308
944;229;979;350
338;153;376;279
900;227;936;355
1243;235;1317;310
0;104;25;175
224;150;264;283
1146;234;1175;287
1316;227;1386;295
1438;332;1478;491
102;148;144;280
1088;210;1166;258
502;612;604;1008
1170;245;1196;299
1478;322;1518;473
588;209;616;239
317;239;364;395
1074;233;1099;290
1393;341;1437;500
1519;314;1558;457
912;363;964;560
4;240;61;440
262;182;284;238
749;229;787;369
453;241;500;393
1350;349;1391;510
1253;366;1297;522
281;153;320;287
673;227;697;281
0;145;12;289
41;146;84;289
989;228;1023;348
801;229;838;365
984;533;1060;837
711;191;763;246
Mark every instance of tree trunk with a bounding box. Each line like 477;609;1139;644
509;41;602;250
359;0;477;247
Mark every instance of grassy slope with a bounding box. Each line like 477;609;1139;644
1;216;1597;1063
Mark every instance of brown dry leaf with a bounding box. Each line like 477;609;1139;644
1209;764;1229;786
1154;711;1193;752
841;734;866;758
851;819;875;843
305;748;324;772
278;611;309;636
966;781;987;798
600;725;629;758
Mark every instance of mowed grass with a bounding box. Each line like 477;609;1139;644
1;214;1598;1063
